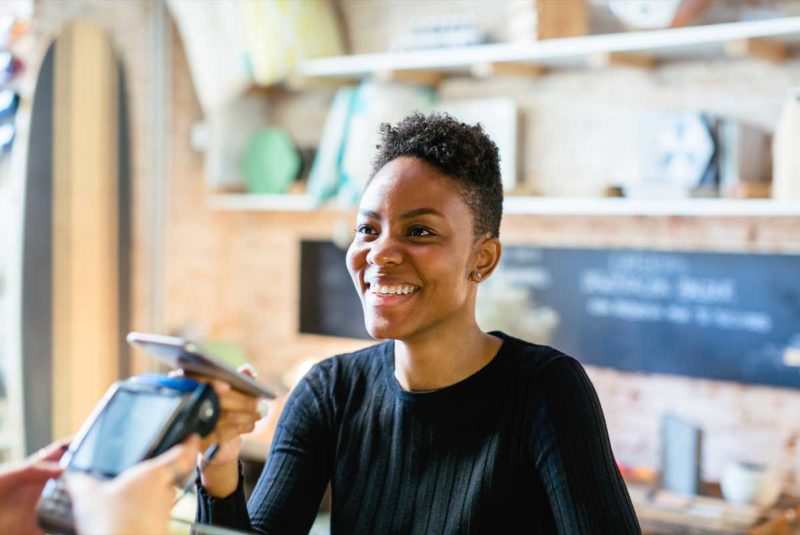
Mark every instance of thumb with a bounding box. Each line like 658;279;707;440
63;472;102;498
124;435;202;487
166;434;202;479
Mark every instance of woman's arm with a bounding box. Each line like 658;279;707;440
530;356;641;535
197;363;334;535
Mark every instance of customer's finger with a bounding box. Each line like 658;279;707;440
18;460;64;485
128;435;201;486
160;435;201;484
36;437;71;462
164;435;202;483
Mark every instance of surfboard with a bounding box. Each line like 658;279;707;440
20;20;130;452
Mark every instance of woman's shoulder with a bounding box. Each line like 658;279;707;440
494;331;570;368
302;340;392;391
493;331;591;393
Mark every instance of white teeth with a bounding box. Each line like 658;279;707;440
370;284;418;296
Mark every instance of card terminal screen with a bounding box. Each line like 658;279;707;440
69;389;181;477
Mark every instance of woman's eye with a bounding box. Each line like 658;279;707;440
356;224;376;235
408;226;434;237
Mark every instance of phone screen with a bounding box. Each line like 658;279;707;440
69;389;182;477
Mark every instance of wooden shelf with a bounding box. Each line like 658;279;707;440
208;194;800;217
210;18;800;218
502;197;800;217
295;17;800;79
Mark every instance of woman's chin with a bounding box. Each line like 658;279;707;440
365;317;412;341
366;324;399;341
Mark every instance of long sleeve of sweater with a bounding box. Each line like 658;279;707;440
196;364;332;534
529;356;640;534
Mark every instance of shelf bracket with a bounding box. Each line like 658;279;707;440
724;38;790;64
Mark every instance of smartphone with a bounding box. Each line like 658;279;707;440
126;332;275;399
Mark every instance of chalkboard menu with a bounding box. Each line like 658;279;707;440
299;241;369;340
299;241;800;389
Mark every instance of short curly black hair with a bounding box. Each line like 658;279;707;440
371;112;503;239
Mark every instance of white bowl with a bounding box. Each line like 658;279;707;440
720;461;783;508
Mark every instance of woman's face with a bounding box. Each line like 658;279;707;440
346;156;484;341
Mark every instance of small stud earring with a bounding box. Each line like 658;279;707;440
475;272;483;281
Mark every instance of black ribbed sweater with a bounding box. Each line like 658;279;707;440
196;332;640;534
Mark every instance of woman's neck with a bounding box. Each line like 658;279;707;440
393;323;502;392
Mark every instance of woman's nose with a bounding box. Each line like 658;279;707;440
366;234;403;267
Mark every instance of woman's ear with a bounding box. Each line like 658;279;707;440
472;235;502;281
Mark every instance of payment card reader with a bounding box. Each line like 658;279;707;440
36;374;220;534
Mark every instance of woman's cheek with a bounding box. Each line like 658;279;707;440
346;241;365;278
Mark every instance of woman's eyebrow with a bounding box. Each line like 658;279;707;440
401;208;444;219
358;208;445;219
358;209;380;219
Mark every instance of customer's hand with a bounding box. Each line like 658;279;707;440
64;435;200;535
0;438;69;535
177;365;262;498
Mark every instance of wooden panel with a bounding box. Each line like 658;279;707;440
725;37;791;63
51;21;120;437
535;0;588;40
375;69;444;86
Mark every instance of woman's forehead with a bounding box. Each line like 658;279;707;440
361;157;465;213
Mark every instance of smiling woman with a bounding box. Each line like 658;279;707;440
347;157;497;359
195;113;641;535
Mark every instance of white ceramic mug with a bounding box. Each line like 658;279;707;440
720;461;782;508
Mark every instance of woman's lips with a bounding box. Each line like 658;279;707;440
366;291;418;307
364;283;420;307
